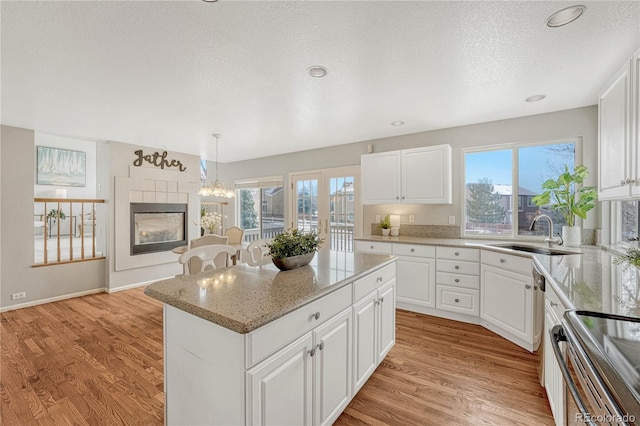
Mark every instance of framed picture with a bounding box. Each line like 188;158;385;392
37;146;86;187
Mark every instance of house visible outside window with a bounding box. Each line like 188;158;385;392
235;176;284;242
463;139;577;238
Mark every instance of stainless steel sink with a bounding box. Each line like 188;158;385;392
487;243;581;256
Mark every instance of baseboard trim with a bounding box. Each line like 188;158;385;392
0;288;106;313
107;276;174;293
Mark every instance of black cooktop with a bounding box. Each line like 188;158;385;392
566;310;640;418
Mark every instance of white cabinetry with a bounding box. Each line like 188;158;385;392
394;244;436;309
435;247;480;317
247;307;353;426
353;272;396;394
599;47;640;200
361;144;452;205
543;284;567;426
480;250;539;351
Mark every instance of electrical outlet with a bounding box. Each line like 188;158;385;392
11;292;26;300
375;215;381;223
448;215;456;225
409;214;415;223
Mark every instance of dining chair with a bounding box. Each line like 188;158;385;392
241;238;272;266
224;227;244;245
189;234;229;271
178;245;237;275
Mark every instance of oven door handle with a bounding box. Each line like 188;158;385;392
550;325;597;426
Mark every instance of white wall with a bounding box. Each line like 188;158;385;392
222;106;599;236
1;126;106;311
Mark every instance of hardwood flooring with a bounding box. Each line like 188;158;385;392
1;288;554;425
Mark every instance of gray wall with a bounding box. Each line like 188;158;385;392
223;106;599;236
0;126;106;310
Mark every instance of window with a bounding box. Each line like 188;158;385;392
235;176;285;242
463;139;577;238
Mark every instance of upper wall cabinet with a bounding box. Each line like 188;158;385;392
599;47;640;200
361;144;452;205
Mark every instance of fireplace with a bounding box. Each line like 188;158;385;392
130;203;188;255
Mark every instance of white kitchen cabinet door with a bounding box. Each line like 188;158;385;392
247;333;314;426
632;50;640;197
544;299;564;426
377;279;396;361
480;265;533;344
402;145;452;204
361;151;401;204
352;291;378;394
313;308;352;426
396;256;436;308
599;56;633;200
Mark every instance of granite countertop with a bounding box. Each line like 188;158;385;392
533;246;640;319
144;250;395;334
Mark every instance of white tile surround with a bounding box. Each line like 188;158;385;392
114;165;199;272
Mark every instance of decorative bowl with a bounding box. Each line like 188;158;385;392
271;252;315;271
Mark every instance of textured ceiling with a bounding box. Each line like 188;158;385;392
2;1;639;163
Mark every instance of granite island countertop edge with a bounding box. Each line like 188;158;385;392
144;255;397;334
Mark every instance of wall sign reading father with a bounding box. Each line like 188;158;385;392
133;150;186;172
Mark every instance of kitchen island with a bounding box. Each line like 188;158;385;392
144;250;396;426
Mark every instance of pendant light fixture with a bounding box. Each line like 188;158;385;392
197;134;235;198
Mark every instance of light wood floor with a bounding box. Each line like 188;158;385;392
1;287;553;425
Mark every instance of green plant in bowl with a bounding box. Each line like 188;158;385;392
267;229;324;271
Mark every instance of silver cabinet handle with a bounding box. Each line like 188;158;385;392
379;296;384;303
525;284;531;289
454;278;460;283
550;301;558;307
621;179;627;186
376;276;383;282
499;258;506;263
317;342;324;351
454;298;460;303
410;248;415;252
454;252;460;256
402;196;405;200
370;245;374;249
308;348;316;357
311;312;320;320
396;196;400;200
454;265;460;270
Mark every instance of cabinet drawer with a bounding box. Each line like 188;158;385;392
436;285;479;316
355;241;392;254
436;259;479;276
246;284;352;368
392;244;435;258
436;271;479;289
545;285;567;320
354;263;395;302
481;250;531;275
436;246;479;261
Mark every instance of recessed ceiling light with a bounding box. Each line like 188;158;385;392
546;5;586;27
525;95;546;102
307;66;328;78
201;0;218;2
391;121;405;126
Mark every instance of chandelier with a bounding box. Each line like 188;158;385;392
197;134;235;198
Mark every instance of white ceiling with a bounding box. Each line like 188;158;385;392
2;1;639;163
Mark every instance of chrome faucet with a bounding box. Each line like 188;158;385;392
529;214;563;247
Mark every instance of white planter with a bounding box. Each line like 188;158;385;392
562;226;581;247
381;228;391;236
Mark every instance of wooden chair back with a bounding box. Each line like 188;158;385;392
178;245;236;275
224;227;244;245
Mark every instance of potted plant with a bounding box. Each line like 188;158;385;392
531;164;597;247
378;214;391;236
267;228;324;271
47;209;66;222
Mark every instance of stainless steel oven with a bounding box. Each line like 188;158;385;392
551;311;640;425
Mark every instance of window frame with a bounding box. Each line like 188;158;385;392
234;175;285;241
461;137;582;241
